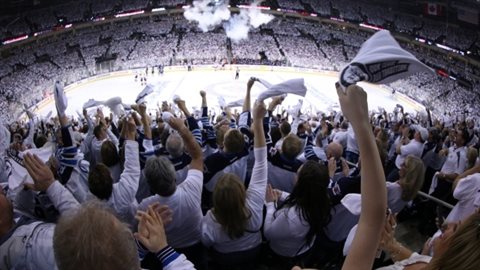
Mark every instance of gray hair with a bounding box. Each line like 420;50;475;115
166;133;184;158
144;156;176;196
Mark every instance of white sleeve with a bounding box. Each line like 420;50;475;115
106;128;119;148
163;254;196;270
263;202;290;241
246;146;268;211
399;143;415;157
178;169;203;208
453;173;480;201
46;181;80;214
201;212;216;248
143;139;154;152
112;140;140;207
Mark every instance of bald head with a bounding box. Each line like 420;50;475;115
326;142;343;159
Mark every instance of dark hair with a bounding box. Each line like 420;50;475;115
224;129;245;154
34;134;48;148
276;161;331;244
269;126;281;147
88;163;114;200
101;140;120;167
280;121;291;136
458;128;470;146
93;125;104;139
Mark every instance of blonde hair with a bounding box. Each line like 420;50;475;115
212;173;251;239
425;212;480;270
282;134;303;159
399;155;425;201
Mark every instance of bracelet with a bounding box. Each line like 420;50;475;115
388;241;407;261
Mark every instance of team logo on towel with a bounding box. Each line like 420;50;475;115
340;61;411;88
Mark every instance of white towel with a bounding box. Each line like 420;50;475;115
341;193;362;216
339;30;434;89
7;142;55;190
54;82;68;117
103;97;125;116
256;78;307;102
218;96;227;108
226;98;244;108
136;84;154;104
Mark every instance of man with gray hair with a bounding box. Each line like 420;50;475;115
166;133;191;185
138;115;205;269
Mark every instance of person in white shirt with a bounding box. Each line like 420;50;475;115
263;159;331;266
293;83;388;270
138;115;205;269
87;117;140;225
0;153;79;270
387;155;425;214
387;124;427;182
201;100;267;268
377;207;480;270
446;163;480;222
332;121;349;149
429;128;469;201
81;109;120;169
345;123;360;164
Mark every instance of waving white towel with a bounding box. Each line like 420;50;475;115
339;30;434;89
256;78;307;102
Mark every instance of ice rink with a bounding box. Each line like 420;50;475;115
35;66;425;118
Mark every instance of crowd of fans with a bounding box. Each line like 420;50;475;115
0;12;479;123
1;73;480;270
0;3;479;270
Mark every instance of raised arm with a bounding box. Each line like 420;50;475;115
168;117;203;172
338;84;386;270
113;117;140;206
243;77;255;113
24;153;80;214
175;98;202;146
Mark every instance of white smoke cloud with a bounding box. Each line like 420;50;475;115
184;0;274;42
224;11;250;42
184;0;231;32
247;3;274;28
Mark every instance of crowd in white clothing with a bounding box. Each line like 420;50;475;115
1;70;480;270
0;8;478;126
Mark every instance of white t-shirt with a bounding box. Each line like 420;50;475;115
446;173;480;222
386;182;409;214
138;169;203;248
376;253;431;269
395;140;424;169
201;147;267;253
440;146;467;175
264;200;315;257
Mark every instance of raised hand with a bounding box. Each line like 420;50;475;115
24;153;55;191
335;83;369;128
265;184;278;203
168;117;186;132
134;203;171;253
252;100;266;121
247;77;256;90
